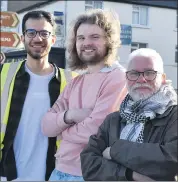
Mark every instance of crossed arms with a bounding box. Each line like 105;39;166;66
41;75;127;144
80;111;178;181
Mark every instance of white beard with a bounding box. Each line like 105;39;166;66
128;82;162;101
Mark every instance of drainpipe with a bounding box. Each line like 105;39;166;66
64;0;67;43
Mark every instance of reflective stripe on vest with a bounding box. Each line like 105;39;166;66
0;61;23;159
0;63;78;159
59;68;78;92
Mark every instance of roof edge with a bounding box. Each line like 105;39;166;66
115;0;177;10
17;0;177;14
17;0;58;13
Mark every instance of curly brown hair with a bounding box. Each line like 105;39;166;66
65;9;121;70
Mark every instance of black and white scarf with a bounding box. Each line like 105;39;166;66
119;81;177;143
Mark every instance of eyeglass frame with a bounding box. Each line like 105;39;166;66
126;70;161;81
23;29;52;39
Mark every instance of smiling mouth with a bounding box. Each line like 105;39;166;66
82;49;95;53
32;45;44;48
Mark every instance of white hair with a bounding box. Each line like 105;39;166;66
126;48;164;73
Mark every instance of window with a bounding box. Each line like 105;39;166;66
175;45;178;63
131;42;147;52
132;5;148;26
85;1;103;11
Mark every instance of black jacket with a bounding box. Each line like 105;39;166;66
0;61;61;180
81;105;178;181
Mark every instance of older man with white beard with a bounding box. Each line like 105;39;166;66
81;48;178;181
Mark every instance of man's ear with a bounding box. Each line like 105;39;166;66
21;35;25;44
162;73;166;84
51;35;56;45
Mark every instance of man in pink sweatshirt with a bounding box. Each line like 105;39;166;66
41;9;127;181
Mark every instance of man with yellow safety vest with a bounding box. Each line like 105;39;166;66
0;10;77;181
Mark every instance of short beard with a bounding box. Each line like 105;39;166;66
26;47;49;60
130;91;153;101
79;51;106;66
28;52;43;60
24;41;50;60
81;57;103;66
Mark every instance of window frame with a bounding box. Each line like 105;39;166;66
131;42;148;52
85;1;103;11
132;5;149;27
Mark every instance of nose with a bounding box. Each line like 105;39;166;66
33;32;43;41
136;73;147;83
83;37;92;46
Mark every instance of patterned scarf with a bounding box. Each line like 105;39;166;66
119;81;177;143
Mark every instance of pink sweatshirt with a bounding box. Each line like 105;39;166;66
41;64;127;176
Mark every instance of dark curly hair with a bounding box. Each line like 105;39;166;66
22;10;56;34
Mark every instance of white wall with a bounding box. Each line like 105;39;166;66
132;6;177;88
103;2;132;65
65;1;85;35
164;65;177;89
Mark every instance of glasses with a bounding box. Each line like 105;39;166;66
23;29;52;39
126;70;160;81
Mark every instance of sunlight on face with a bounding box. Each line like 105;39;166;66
21;18;56;60
126;56;165;101
76;23;107;65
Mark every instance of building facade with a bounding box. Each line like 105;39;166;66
6;0;178;90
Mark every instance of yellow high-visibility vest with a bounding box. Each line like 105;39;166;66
0;61;78;160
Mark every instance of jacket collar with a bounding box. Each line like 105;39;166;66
16;60;26;78
151;106;176;126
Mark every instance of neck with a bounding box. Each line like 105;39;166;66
87;61;105;74
26;55;53;75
